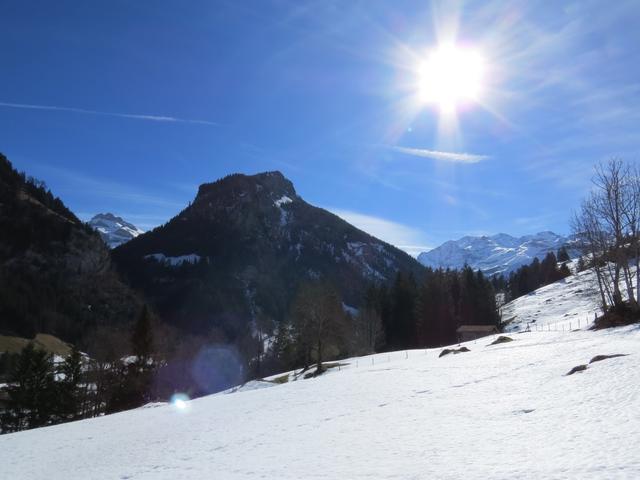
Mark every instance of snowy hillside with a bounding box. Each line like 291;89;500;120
88;213;144;248
418;231;572;276
502;263;602;333
1;267;639;479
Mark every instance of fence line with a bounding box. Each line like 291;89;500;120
520;312;598;333
344;313;599;371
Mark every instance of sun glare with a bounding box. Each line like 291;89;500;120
417;44;485;113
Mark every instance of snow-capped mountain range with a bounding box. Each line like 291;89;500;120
417;231;572;277
88;213;144;248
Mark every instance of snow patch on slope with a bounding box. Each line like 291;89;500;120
273;195;293;226
274;195;293;207
144;253;202;266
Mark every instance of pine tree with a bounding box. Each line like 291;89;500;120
272;319;295;371
57;345;84;421
557;246;571;263
0;343;56;432
132;305;154;366
388;272;417;349
106;306;156;413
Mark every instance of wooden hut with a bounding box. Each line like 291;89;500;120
456;325;499;343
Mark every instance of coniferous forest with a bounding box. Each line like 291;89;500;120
491;249;572;302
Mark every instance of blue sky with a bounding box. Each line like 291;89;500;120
2;0;640;255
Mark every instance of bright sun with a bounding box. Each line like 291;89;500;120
417;44;485;113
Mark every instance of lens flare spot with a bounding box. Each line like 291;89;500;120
170;393;190;410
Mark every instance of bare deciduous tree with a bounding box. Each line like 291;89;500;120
572;159;640;313
351;307;384;355
290;281;345;373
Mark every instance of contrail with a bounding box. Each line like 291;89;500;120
392;146;489;163
0;101;218;126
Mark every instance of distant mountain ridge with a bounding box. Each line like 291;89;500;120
89;213;144;248
417;231;572;276
113;171;424;336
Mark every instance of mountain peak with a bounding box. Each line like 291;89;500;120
112;171;424;334
195;171;296;203
89;213;143;248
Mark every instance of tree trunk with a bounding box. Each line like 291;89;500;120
613;263;623;307
316;339;322;372
635;251;640;310
592;255;609;312
622;262;636;306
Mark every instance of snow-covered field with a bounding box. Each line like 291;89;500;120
1;271;639;479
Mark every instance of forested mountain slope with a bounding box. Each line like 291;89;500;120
113;171;424;337
0;154;140;344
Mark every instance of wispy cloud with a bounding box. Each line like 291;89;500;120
328;208;431;257
391;146;489;164
0;101;218;126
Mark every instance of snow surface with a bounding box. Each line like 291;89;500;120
2;269;640;479
502;264;601;333
144;253;202;266
273;195;293;207
418;231;574;276
502;259;639;333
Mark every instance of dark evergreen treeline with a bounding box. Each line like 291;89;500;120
265;267;501;376
369;267;500;349
1;307;165;433
0;154;77;226
0;153;81;258
257;268;500;375
1;344;85;432
493;249;571;302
